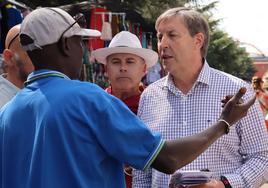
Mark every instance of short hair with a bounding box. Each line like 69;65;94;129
155;7;210;58
252;76;263;84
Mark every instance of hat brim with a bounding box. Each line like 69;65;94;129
92;47;159;68
75;28;101;38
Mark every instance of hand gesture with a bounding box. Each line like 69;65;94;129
220;87;256;126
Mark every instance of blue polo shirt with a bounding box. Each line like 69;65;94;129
0;70;164;188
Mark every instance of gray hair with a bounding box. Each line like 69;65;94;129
155;7;210;58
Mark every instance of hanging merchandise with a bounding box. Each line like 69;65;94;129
132;23;142;41
119;14;127;31
96;12;126;38
111;15;119;36
127;21;132;33
100;13;112;41
89;7;106;50
142;32;147;48
147;32;153;49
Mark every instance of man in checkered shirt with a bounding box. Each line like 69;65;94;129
133;7;268;188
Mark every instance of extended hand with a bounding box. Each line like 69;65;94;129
220;87;256;126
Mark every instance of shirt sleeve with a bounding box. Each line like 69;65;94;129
86;91;165;170
223;86;268;187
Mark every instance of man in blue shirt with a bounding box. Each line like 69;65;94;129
0;7;256;188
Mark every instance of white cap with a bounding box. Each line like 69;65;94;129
20;7;101;51
91;31;159;68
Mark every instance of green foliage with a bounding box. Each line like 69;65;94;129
194;1;255;81
138;0;186;20
207;30;255;81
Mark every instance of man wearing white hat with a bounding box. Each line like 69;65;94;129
92;31;158;112
92;31;158;187
0;7;256;188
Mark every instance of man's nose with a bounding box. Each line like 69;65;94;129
158;35;169;49
120;63;127;72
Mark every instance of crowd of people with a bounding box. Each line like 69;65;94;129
0;5;267;188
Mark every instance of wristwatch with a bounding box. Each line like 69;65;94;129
220;176;232;188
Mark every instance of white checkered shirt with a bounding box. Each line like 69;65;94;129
133;62;268;188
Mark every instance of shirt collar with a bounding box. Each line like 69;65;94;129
162;60;211;92
25;69;70;86
197;61;211;86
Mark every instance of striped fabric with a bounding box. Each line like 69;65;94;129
133;62;268;188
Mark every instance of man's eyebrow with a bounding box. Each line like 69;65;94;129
109;57;121;61
126;57;135;60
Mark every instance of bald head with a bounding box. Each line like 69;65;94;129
5;24;20;50
3;24;34;88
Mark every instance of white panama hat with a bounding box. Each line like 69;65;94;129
91;31;159;68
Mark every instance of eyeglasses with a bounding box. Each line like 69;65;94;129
7;33;19;49
58;14;85;42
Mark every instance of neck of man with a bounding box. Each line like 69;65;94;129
112;85;141;101
172;58;203;95
6;73;23;89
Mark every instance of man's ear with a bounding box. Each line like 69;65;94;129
3;49;14;66
58;37;70;56
142;63;148;77
194;32;205;49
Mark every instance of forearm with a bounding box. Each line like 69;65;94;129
152;121;228;174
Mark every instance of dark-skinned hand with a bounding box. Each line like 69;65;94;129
219;87;256;126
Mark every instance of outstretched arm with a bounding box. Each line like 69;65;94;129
151;87;256;174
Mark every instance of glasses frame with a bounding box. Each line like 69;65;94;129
7;33;19;49
58;14;84;42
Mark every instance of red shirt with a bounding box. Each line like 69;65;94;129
106;85;144;188
105;86;144;115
